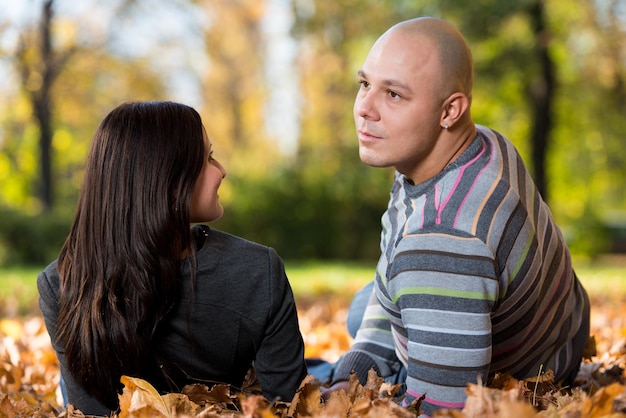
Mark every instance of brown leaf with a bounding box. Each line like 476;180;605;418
378;381;403;398
345;372;364;403
433;409;466;417
241;367;263;396
118;375;171;417
369;398;420;418
490;372;520;391
183;383;234;405
5;293;626;417
0;394;16;418
239;394;274;417
523;369;559;408
340;370;378;405
323;389;351;416
350;396;373;415
287;375;323;417
162;393;199;416
363;369;384;393
59;403;87;417
581;382;625;417
405;392;425;416
462;380;534;418
612;387;626;413
583;335;598;359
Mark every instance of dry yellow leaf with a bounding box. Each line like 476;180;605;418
581;382;625;418
118;375;171;418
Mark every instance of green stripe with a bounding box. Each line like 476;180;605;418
363;314;388;321
392;286;496;303
510;233;534;283
359;327;392;334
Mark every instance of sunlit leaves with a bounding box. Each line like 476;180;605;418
1;293;626;416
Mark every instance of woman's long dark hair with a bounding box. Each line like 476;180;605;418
56;101;206;409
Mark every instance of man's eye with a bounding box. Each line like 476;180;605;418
359;80;370;88
389;91;401;99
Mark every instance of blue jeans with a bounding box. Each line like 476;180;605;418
60;375;68;407
346;281;374;339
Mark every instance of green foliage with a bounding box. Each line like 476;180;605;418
1;0;625;261
212;153;392;260
0;208;71;266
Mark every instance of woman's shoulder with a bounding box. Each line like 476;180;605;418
191;226;287;291
37;259;61;300
193;225;280;260
38;260;59;282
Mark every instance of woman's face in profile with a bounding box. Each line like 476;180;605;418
189;133;227;223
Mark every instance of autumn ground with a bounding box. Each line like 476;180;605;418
0;260;626;417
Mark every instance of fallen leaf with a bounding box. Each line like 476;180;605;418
118;375;171;417
581;382;625;417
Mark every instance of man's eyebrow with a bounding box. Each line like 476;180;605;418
357;70;413;93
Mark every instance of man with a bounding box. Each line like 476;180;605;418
327;17;590;417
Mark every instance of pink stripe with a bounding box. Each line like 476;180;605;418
437;141;487;225
405;389;466;409
420;195;426;229
434;184;441;224
454;139;491;228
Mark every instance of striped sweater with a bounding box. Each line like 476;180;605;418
333;125;590;416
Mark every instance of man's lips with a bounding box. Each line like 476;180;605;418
357;129;383;142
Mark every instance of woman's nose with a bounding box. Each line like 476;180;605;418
212;159;227;178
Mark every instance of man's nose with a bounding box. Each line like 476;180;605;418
354;92;379;121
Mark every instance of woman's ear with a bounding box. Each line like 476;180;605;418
440;92;470;129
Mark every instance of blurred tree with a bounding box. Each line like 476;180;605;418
198;0;281;176
14;0;72;211
265;1;428;258
432;0;556;200
527;0;555;202
290;0;626;257
0;0;190;213
547;0;626;254
0;0;625;262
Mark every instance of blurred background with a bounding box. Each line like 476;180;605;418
0;0;625;267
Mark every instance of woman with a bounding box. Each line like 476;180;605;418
37;101;307;416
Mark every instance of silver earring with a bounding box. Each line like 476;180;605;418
444;124;449;129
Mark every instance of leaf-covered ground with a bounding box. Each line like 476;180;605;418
0;292;625;417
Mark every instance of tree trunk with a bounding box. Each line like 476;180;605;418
33;0;55;211
18;0;73;211
527;0;555;203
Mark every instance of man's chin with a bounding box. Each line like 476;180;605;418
359;152;389;168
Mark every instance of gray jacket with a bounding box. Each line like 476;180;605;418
38;226;307;416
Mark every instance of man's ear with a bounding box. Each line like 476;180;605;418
440;92;470;129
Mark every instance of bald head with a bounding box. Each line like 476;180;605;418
382;17;474;102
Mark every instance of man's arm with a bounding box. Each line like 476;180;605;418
331;282;404;385
389;232;497;416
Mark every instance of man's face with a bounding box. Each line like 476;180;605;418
354;29;446;182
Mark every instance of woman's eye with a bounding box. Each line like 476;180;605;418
359;80;370;88
389;91;401;99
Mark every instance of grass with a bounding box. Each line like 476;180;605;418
1;256;624;315
285;260;375;297
574;255;626;302
287;257;626;301
0;265;42;315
